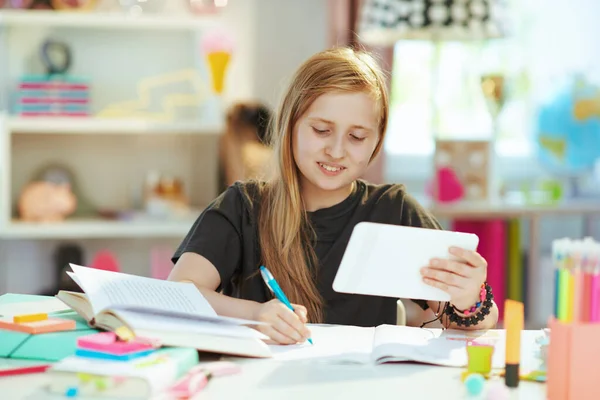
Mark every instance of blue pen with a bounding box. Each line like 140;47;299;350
259;266;313;345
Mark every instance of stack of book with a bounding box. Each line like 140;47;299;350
14;75;90;117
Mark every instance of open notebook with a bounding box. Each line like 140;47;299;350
56;264;272;358
270;324;545;370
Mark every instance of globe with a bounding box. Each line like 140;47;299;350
533;77;600;175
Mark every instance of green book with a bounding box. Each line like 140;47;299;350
0;294;99;362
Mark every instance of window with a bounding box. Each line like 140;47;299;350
385;0;600;162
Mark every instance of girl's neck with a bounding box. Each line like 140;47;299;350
301;181;355;212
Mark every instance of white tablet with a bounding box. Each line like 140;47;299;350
332;222;480;302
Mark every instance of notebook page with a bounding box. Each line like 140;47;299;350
69;264;216;318
371;325;451;365
268;324;375;364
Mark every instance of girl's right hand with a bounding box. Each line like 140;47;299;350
252;299;312;345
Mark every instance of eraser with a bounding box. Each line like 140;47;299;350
465;373;486;396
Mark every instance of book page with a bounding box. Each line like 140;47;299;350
268;324;375;364
113;310;268;340
372;326;546;369
69;264;217;318
371;325;462;365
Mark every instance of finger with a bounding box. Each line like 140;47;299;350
449;247;487;269
292;304;308;323
259;325;296;345
421;267;467;289
423;277;459;295
279;307;310;340
428;259;471;278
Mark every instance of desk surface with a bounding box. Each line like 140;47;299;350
1;358;547;400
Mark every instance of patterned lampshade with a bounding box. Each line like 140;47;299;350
358;0;508;45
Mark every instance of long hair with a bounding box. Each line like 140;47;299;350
258;47;389;323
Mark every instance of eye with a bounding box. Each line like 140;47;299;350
350;134;366;142
312;126;329;135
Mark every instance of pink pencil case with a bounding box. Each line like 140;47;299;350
76;332;156;355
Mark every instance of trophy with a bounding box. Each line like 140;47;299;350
480;74;506;136
479;74;507;202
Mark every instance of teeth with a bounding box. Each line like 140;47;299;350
319;162;343;172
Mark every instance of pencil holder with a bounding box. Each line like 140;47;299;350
547;318;600;400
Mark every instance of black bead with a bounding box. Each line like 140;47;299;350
477;313;485;321
470;317;478;325
464;320;471;327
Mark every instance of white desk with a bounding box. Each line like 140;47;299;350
1;358;546;400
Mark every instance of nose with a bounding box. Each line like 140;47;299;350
325;135;345;159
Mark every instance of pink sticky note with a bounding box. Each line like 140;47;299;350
77;332;155;355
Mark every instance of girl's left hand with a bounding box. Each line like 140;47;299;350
420;246;487;311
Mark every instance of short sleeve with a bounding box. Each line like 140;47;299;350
399;190;443;311
172;185;244;290
399;192;443;230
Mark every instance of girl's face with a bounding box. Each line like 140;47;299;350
292;91;380;208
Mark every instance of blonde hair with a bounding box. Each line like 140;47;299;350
258;47;389;322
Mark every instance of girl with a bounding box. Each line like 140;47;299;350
169;47;498;345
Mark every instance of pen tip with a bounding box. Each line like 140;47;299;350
308;338;314;345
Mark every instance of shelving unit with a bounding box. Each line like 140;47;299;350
7;116;224;135
1;217;199;240
0;9;221;31
0;7;225;240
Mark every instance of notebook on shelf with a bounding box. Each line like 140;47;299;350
56;264;272;358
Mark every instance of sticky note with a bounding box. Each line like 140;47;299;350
0;318;75;334
13;313;48;324
77;332;155;355
115;326;134;342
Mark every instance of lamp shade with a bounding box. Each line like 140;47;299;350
358;0;508;46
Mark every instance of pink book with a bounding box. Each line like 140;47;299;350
19;83;89;90
452;220;506;319
20;98;89;104
77;332;156;355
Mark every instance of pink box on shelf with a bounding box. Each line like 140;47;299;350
547;318;600;400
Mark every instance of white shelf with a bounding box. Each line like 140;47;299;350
0;10;221;31
7;116;223;135
0;218;197;239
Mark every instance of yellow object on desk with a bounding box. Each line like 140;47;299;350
466;343;494;375
115;326;135;342
13;313;48;323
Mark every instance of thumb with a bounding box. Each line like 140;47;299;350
292;304;308;323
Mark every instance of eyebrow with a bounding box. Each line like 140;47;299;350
307;117;374;132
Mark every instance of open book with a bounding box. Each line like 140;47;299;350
56;264;272;358
269;324;544;370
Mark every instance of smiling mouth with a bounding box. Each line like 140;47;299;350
317;162;346;173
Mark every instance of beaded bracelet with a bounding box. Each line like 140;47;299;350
455;282;487;316
444;282;494;327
